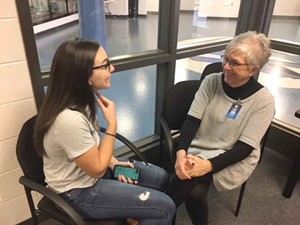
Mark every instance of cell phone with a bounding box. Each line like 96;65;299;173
113;165;141;181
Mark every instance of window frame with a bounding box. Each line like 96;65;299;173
16;0;299;154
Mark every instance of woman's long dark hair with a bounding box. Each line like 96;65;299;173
34;38;100;156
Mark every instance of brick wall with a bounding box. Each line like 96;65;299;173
0;0;37;224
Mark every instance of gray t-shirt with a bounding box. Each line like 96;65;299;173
188;73;275;191
43;109;99;193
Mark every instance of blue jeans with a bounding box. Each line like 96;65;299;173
61;160;175;225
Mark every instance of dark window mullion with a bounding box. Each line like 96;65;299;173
235;0;275;35
271;40;300;55
176;40;231;60
16;0;44;109
155;0;181;136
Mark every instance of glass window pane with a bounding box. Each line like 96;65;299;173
43;66;156;147
258;50;300;127
29;0;50;25
31;0;159;72
49;0;67;19
98;66;156;143
175;51;223;84
68;0;78;14
178;0;239;47
104;14;158;56
269;0;300;43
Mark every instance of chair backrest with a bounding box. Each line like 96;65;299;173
163;80;201;130
200;62;223;85
162;62;223;131
16;115;46;185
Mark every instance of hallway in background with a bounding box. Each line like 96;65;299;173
34;13;300;143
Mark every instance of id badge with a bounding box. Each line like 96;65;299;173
226;99;242;120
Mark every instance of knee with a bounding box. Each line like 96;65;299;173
155;166;169;185
188;185;210;201
160;194;176;219
149;166;169;191
137;162;170;190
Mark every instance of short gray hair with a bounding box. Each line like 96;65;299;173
225;31;271;69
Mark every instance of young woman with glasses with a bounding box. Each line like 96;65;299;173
34;38;175;225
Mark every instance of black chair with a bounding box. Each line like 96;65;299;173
234;126;270;216
158;62;222;170
158;62;269;217
199;62;223;84
16;115;147;225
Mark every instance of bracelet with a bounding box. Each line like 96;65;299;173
105;132;116;137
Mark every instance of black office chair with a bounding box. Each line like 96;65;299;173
158;62;269;217
199;62;223;84
158;62;222;170
16;115;147;225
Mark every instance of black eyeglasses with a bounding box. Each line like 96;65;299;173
93;60;111;71
220;55;248;68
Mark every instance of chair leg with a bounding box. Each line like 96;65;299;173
24;188;39;225
235;182;247;217
259;126;271;163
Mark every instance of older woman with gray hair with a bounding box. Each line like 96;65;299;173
166;31;275;225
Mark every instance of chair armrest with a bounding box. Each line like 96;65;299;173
158;113;176;163
19;176;86;225
100;127;147;163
